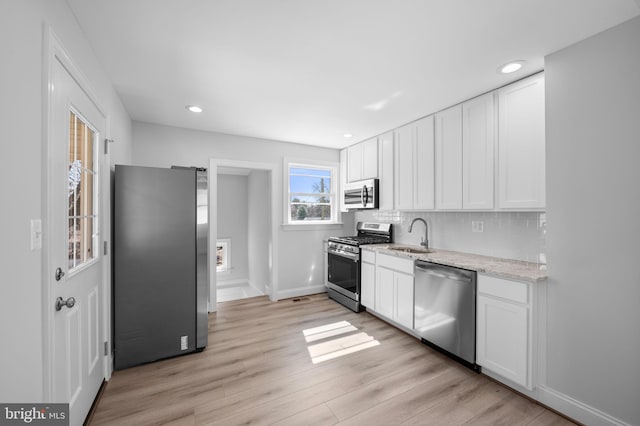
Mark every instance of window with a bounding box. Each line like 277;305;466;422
216;239;231;273
286;161;338;225
68;110;99;271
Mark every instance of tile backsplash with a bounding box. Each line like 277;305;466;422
353;210;546;264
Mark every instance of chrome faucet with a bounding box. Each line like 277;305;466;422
409;218;429;249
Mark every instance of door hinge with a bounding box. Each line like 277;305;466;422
104;138;114;155
103;241;108;255
104;341;109;356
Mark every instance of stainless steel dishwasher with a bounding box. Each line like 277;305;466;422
414;260;478;370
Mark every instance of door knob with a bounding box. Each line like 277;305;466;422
55;296;76;311
55;267;65;281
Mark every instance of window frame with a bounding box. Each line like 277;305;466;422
283;158;340;227
67;106;100;276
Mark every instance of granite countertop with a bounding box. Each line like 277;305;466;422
361;243;547;283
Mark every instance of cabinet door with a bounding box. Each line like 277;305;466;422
497;73;545;209
394;124;415;210
435;105;463;209
395;272;414;329
477;294;529;387
347;143;363;183
463;93;495;209
361;262;376;309
375;267;395;319
339;149;348;212
378;132;394;211
414;116;435;210
362;137;378;180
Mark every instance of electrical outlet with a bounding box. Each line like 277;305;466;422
471;221;484;233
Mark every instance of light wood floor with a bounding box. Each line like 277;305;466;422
90;294;576;425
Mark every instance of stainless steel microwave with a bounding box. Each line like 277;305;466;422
343;178;379;210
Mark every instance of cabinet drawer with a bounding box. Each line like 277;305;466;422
361;249;376;264
478;274;529;304
377;253;414;274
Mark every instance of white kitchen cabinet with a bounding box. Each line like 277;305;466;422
394;116;435;210
395;272;414;329
463;92;495;209
377;131;394;211
374;253;415;329
435;105;463;209
347;137;378;182
360;250;376;309
476;274;532;389
339;148;348;212
497;73;545;209
375;266;395;319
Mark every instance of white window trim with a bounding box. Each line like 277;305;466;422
283;158;341;229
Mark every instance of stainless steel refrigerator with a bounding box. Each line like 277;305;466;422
114;165;208;370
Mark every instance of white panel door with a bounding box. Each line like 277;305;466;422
394;272;414;329
463;93;495;209
361;137;379;180
497;73;546;209
361;262;376;309
394;125;415;210
435;105;463;209
375;267;395;319
477;294;530;387
414;116;435;210
347;143;363;183
51;58;105;425
378;132;394;211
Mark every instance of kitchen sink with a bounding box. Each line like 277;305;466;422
387;246;433;254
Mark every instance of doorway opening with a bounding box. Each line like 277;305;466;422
208;159;278;309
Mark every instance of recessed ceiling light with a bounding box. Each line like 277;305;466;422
186;105;203;113
498;60;526;74
343;133;353;138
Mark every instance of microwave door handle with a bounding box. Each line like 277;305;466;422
361;185;366;206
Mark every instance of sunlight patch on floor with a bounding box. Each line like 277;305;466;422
303;321;380;364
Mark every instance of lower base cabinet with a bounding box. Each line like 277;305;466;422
373;253;414;330
361;260;376;309
476;274;533;389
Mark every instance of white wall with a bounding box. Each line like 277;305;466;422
132;121;354;299
0;0;132;403
544;16;640;426
217;174;249;283
248;170;271;294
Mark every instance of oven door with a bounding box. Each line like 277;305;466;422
327;251;360;300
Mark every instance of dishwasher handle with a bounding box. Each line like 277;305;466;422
415;262;473;284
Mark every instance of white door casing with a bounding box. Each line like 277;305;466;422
44;30;107;425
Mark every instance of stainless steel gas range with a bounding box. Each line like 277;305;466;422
327;222;392;312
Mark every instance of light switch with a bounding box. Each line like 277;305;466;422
30;219;42;250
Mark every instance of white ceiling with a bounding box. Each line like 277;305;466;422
68;0;639;149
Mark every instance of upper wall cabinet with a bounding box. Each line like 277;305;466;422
463;92;495;209
339;148;348;212
378;131;394;211
497;73;546;209
435;105;463;209
395;116;435;210
347;137;378;182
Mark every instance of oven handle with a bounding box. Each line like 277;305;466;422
328;250;359;262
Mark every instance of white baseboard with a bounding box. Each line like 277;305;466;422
536;385;632;426
274;284;327;301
